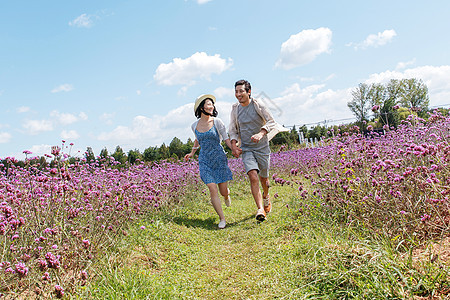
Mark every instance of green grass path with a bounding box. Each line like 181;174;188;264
82;182;449;299
86;183;317;299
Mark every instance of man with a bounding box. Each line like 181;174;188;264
229;79;288;221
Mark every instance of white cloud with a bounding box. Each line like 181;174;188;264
78;112;88;120
365;65;450;107
350;29;397;50
396;58;416;70
197;0;212;4
0;132;11;143
98;104;194;146
22;120;53;135
275;27;332;70
51;84;74;93
25;144;52;158
96;98;229;152
154;52;233;86
136;90;142;96
50;111;78;125
271;83;353;127
17;106;30;113
213;87;234;99
94;64;450;153
99;112;115;125
61;130;80;140
69;14;94;28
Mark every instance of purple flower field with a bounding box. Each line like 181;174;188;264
1;112;449;297
0;157;201;296
271;112;449;242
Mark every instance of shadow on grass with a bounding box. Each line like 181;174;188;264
171;215;217;230
171;214;255;230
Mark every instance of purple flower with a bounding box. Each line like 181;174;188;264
82;239;90;249
420;214;431;222
42;272;50;281
15;262;28;278
54;285;64;298
45;252;60;269
80;270;88;280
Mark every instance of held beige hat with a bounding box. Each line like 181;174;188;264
194;94;216;112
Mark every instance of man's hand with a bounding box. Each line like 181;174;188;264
251;129;267;143
231;145;242;158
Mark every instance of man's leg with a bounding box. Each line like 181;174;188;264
260;175;271;213
248;170;265;220
260;175;269;199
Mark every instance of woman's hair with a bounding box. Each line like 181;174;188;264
195;98;218;119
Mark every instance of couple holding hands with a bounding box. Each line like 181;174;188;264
184;79;288;229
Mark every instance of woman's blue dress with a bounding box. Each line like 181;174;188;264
195;124;233;184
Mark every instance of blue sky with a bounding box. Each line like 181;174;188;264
1;0;450;160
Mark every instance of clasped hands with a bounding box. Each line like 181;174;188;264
232;131;266;158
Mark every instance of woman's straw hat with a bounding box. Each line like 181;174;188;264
194;94;216;112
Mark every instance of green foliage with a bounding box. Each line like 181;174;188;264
143;146;159;161
127;149;143;164
112;146;127;164
99;147;108;159
399;78;429;117
169;137;185;159
348;78;430;130
347;83;372;125
158;143;170;160
85;147;96;163
270;127;299;147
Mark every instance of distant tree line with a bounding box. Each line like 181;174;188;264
347;78;432;130
2;77;448;169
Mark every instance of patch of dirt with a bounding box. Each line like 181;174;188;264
411;237;450;299
411;237;450;266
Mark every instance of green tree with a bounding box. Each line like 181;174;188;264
143;146;159;161
347;83;372;129
127;149;142;164
158;143;170;160
85;147;95;163
112;146;127;164
169;137;184;159
290;125;299;143
309;125;327;140
378;80;402;128
183;138;195;156
399;78;429;117
99;147;109;159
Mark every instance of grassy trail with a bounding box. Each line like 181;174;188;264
84;183;314;299
81;182;449;299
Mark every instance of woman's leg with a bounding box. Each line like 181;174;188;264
218;181;231;207
207;183;225;221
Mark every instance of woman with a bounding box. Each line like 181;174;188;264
184;94;233;229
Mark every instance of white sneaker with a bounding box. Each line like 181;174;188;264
218;220;226;229
224;196;231;207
